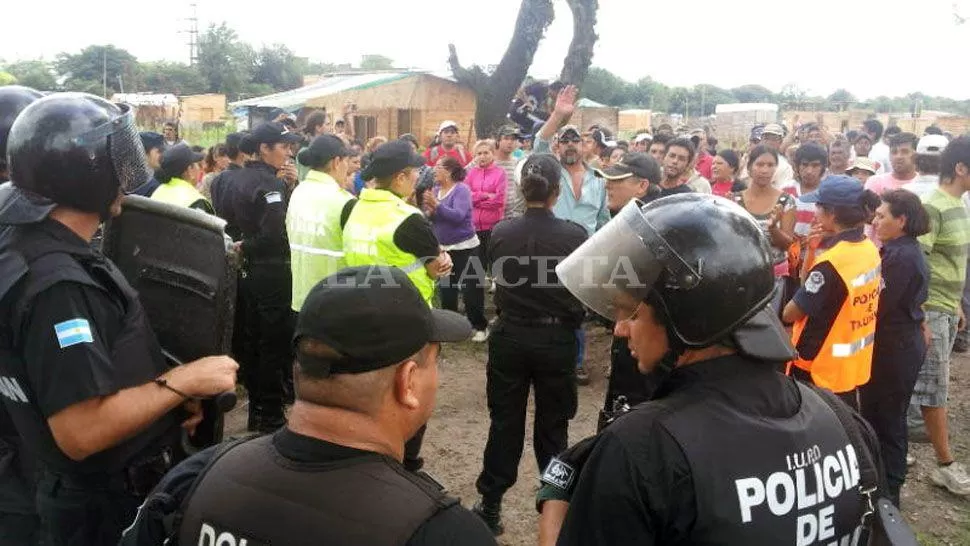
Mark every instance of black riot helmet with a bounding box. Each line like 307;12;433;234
0;85;44;178
557;194;795;362
7;92;150;216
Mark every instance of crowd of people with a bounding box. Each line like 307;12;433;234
2;77;970;545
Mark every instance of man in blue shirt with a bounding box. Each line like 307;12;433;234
533;86;609;237
532;85;610;384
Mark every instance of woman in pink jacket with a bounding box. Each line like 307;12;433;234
466;139;508;276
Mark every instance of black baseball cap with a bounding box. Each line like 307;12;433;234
594;152;662;184
360;139;425;180
160;143;204;179
294;265;472;377
250;122;303;146
297;134;351;168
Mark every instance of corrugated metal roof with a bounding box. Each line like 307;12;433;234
577;98;609;108
230;71;456;110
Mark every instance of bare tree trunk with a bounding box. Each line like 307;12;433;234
449;0;554;139
559;0;599;86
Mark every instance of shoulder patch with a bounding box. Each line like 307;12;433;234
805;271;825;294
54;318;94;348
264;191;283;204
539;457;576;491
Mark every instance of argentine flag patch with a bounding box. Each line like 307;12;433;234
54;319;94;349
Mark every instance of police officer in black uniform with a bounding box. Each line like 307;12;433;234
593;152;664;428
471;154;587;535
0;84;43;545
539;194;882;545
0;92;238;546
223;122;302;432
121;265;497;546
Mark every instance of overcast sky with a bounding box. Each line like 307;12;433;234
4;0;968;100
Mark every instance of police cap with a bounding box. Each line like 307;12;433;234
294;265;472;377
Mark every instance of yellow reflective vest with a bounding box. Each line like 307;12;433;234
151;177;213;213
286;170;354;311
343;188;436;305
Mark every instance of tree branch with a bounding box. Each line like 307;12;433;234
559;0;599;87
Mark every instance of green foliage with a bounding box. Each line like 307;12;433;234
579;66;970;116
56;45;139;95
0;72;16;86
197;23;256;100
360;54;394;70
140;61;207;95
252;44;304;91
3;60;57;90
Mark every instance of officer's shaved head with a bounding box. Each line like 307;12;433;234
294;338;436;416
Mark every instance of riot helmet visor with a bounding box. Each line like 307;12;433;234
72;103;150;195
556;199;700;319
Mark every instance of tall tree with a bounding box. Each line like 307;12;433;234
56;45;139;96
449;0;599;138
559;0;599;86
197;23;256;100
254;44;304;90
360;54;394;70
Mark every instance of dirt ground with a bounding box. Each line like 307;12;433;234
224;323;970;545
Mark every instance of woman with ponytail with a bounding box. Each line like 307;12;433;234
471;153;588;534
782;175;884;410
286;134;356;311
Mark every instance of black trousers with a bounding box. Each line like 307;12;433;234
476;322;577;502
240;264;293;416
439;247;488;331
36;471;141;546
859;326;925;507
476;230;492;275
859;388;910;507
604;336;661;411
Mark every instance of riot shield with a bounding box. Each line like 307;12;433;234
102;195;237;451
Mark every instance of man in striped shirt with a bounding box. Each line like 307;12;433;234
909;136;970;496
783;142;827;237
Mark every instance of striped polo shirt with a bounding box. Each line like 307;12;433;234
781;181;819;237
920;187;970;314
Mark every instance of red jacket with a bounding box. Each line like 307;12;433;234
465;162;507;232
424;144;472;167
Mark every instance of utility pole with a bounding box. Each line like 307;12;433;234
181;2;200;66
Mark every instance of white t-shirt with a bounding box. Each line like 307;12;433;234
772;155;795;189
870;141;891;175
901;174;940;199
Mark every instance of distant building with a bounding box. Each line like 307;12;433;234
230;71;477;147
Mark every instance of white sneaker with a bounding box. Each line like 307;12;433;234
906;453;916;466
472;329;489;343
930;461;970;496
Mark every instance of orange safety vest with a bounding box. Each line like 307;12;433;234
791;238;881;393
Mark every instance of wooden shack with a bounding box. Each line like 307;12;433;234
619;109;652;135
112;93;178;129
179;94;227;127
231;72;477;147
573;98;619;134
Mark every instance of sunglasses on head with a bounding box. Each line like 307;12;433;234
559;136;581;144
